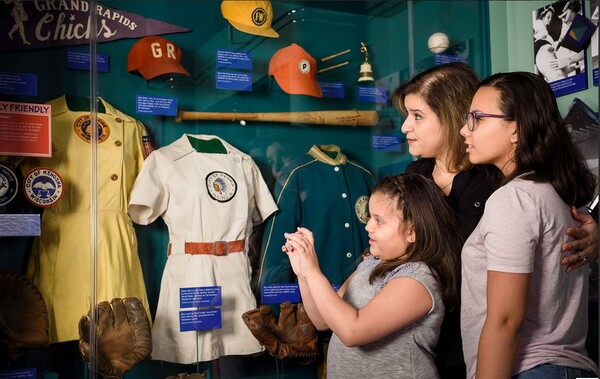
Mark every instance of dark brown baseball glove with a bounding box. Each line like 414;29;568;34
79;297;152;379
0;272;49;360
242;302;318;364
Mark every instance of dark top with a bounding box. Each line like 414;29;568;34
405;158;501;375
405;158;500;237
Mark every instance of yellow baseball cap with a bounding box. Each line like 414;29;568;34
221;0;279;38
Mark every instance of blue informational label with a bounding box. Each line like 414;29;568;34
319;81;344;99
550;74;588;97
0;214;41;237
180;309;222;332
593;68;598;87
135;95;177;116
0;368;36;379
261;284;301;304
216;49;252;70
358;86;388;103
180;286;222;308
371;134;404;151
66;51;109;72
261;283;341;304
0;72;37;96
434;54;466;65
216;71;252;91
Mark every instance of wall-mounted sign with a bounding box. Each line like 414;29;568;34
0;101;51;157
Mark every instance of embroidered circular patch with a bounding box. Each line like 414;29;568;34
355;195;369;224
0;164;18;206
251;7;267;26
298;59;310;74
23;168;63;207
206;171;237;203
74;115;110;143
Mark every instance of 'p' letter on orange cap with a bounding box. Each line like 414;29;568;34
127;36;191;80
268;43;322;98
221;0;279;38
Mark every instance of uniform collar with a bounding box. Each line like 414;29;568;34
165;134;251;161
46;95;133;122
308;144;347;165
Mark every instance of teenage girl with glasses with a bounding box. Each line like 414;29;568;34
460;71;598;379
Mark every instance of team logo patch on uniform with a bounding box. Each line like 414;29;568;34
206;171;237;203
74;115;110;143
0;164;18;206
355;195;369;224
142;135;154;158
252;7;267;26
23;168;63;207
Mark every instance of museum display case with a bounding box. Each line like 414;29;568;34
2;1;596;378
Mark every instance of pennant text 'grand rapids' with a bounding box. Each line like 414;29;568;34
1;0;190;50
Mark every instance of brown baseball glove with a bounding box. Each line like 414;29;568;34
79;297;152;379
242;302;318;363
0;272;50;360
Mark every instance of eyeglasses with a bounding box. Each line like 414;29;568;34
465;111;508;131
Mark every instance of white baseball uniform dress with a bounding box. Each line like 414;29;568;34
128;134;277;364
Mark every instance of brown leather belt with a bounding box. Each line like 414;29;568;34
168;240;245;256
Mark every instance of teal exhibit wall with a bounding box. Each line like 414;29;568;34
89;0;492;318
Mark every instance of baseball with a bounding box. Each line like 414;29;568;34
428;32;449;54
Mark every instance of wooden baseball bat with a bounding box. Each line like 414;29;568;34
321;49;351;62
317;61;349;73
175;109;378;127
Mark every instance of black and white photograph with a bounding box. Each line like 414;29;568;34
532;0;589;95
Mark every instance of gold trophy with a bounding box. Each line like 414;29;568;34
358;42;374;82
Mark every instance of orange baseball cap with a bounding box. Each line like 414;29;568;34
221;1;279;38
268;43;322;98
127;36;191;80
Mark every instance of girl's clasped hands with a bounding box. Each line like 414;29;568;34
282;227;321;279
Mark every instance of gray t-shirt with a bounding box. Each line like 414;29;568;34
327;256;444;379
461;178;598;378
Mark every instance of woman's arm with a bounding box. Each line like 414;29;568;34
476;271;530;379
561;207;598;272
550;51;585;70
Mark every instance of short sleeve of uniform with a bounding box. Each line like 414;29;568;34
480;185;540;274
249;160;278;225
128;151;168;225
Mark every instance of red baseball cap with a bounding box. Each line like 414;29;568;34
127;36;191;80
268;43;322;98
